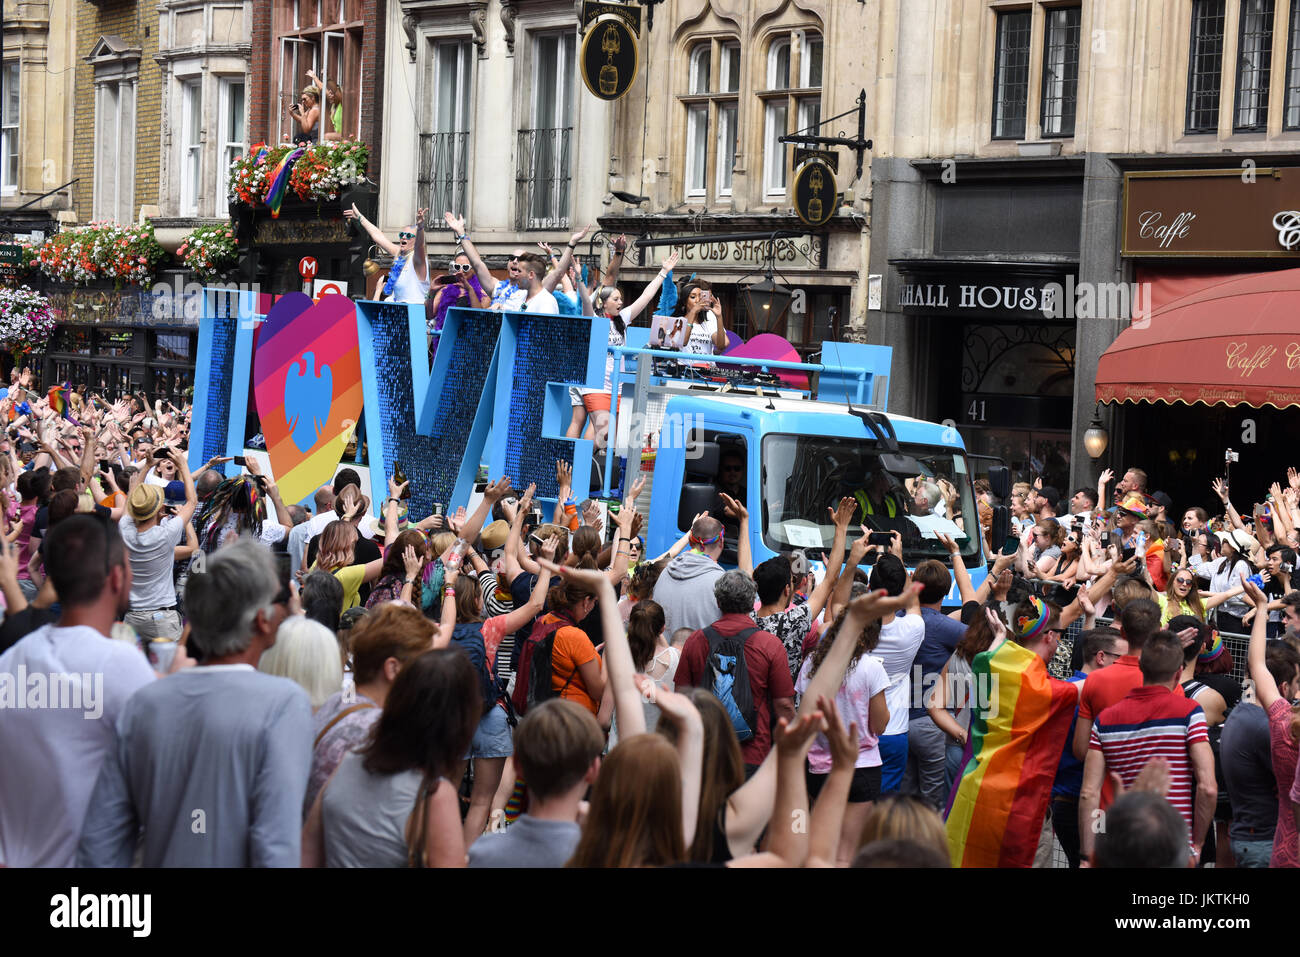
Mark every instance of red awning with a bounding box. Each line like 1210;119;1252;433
1095;268;1300;409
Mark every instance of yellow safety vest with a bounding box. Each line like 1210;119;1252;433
855;489;896;518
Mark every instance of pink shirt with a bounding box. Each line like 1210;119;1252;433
1269;698;1298;868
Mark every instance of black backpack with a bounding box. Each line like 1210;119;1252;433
702;625;759;743
511;612;581;717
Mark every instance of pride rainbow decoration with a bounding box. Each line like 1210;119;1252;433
265;146;305;219
47;383;77;424
252;292;363;506
945;639;1077;868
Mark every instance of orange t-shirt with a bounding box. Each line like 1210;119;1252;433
550;623;601;715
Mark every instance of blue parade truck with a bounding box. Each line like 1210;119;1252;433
599;340;989;600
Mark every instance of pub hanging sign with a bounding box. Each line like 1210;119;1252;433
580;2;641;102
792;159;837;228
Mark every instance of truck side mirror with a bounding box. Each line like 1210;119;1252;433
988;465;1011;502
991;504;1011;556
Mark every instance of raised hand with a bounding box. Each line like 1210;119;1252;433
555;459;573;490
569;224;592;246
661;249;681;272
1290;467;1300;492
935;532;960;555
774;710;827;760
1098;468;1114;487
985;606;1008;644
818;695;859;772
1212;477;1229;503
402;545;422;579
388;476;408;500
484;476;513;502
443;211;466;235
581;500;602;528
539;534;560;561
829;496;856;531
626;474;647;506
718;492;747;521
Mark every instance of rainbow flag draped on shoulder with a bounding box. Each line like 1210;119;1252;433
945;638;1076;868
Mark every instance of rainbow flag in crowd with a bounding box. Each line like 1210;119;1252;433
265;146;305;219
945;639;1077;868
47;383;77;425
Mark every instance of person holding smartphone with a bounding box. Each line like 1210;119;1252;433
672;280;729;361
120;447;197;642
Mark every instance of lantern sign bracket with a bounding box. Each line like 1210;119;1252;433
778;89;872;183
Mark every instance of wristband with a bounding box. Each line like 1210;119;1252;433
403;578;416;585
444;588;456;598
456;234;468;242
566;242;578;249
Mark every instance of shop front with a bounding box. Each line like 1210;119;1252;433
889;261;1078;491
1098;167;1300;506
596;212;861;358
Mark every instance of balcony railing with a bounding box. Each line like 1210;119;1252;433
515;127;572;230
418;131;469;220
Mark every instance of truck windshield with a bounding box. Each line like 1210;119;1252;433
760;434;982;564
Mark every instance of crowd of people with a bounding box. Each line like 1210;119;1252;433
4;313;1300;868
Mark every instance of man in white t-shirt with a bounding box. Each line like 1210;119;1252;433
346;204;430;304
120;448;197;641
0;515;161;867
516;252;559;313
864;554;925;795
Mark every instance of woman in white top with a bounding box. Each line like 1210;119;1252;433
344;204;430;305
673;280;728;359
566;250;681;444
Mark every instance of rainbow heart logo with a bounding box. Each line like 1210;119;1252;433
253;292;363;505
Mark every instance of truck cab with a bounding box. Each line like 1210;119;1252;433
609;347;989;604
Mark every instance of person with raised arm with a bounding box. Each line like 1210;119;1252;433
345;205;429;305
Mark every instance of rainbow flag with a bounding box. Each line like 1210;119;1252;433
265;146;304;219
945;639;1077;868
47;383;77;425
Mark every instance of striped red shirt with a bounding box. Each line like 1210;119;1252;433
1090;685;1208;833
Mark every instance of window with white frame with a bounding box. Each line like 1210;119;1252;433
273;0;363;143
679;37;740;203
94;79;137;222
421;39;472;216
517;31;575;229
1;62;18;194
217;77;245;210
180;79;203;216
760;29;823;198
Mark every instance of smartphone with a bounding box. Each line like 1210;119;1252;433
1001;534;1019;556
152;447;170;459
868;532;894;547
232;455;247;466
98;458;111;473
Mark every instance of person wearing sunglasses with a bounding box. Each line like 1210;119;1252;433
345;204;430;305
442;212;528;311
1157;567;1245;627
428;251;488;343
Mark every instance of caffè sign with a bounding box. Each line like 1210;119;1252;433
1123;168;1300;257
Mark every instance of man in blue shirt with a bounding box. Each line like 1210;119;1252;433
1049;627;1126;867
902;560;968;811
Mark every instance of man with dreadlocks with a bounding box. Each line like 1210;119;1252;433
195;458;295;556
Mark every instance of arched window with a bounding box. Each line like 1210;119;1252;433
680;38;741;201
760;29;821;197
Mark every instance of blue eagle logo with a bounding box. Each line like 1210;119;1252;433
284;351;333;453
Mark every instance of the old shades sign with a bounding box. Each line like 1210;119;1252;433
1123;168;1300;257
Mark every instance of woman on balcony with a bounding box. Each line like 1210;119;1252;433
307;70;344;141
285;86;321;145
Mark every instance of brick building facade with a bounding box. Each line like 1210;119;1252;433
71;1;162;223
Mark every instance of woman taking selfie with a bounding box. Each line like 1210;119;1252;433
672;280;729;360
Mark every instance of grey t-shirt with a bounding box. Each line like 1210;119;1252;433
120;514;185;609
322;750;423;868
467;814;582;868
1219;701;1277;843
